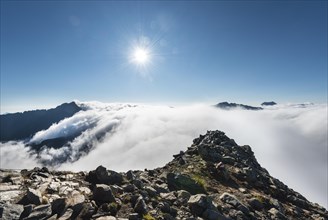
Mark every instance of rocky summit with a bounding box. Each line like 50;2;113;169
0;131;327;220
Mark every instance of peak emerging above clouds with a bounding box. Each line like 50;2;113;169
1;130;327;219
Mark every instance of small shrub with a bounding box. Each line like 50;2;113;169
143;213;155;220
192;174;206;188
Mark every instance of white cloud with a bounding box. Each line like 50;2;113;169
0;141;39;169
0;102;327;208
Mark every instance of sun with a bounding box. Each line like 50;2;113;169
132;47;150;65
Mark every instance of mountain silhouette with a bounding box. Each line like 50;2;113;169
0;102;81;142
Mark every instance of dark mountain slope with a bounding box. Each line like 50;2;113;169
261;101;277;106
0;102;82;141
215;102;263;110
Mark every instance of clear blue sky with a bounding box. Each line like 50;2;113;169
1;1;327;112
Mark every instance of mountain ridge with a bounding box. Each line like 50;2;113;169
1;130;326;219
0;102;82;142
215;102;263;110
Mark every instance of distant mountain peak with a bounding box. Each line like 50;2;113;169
0;102;82;142
261;101;277;106
215;102;263;110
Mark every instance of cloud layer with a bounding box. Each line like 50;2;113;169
0;102;327;208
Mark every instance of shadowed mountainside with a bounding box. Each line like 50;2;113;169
0;102;82;142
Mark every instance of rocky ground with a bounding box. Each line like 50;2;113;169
0;130;327;220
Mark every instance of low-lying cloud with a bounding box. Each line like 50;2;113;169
0;102;327;208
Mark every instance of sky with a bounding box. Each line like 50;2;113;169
1;1;327;113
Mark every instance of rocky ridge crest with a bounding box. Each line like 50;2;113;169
1;130;327;219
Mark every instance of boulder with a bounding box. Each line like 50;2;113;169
0;204;24;219
123;184;137;193
51;198;67;216
248;197;263;210
160;192;177;203
26;188;42;205
77;201;97;219
95;216;117;220
128;213;140;220
187;194;214;216
197;144;222;162
87;166;123;185
202;209;227;220
126;170;136;181
177;190;191;204
268;208;287;220
67;192;85;216
93;184;116;204
167;173;206;195
20;204;33;219
144;186;157;197
24;204;52;220
220;193;249;214
158;202;171;213
134;197;147;214
57;208;73;220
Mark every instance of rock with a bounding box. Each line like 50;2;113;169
100;202;119;216
87;166;123;185
110;185;124;195
128;213;140;220
57;208;73;220
167;173;206;195
51;198;67;216
153;183;169;194
20;204;33;219
79;186;92;195
220;193;249;214
144;186;157;197
269;198;284;213
202;209;227;220
177;190;191;204
0;203;24;219
163;213;175;220
228;209;246;219
248;197;263;210
67;192;85;215
158;202;171;213
123;184;137;192
268;208;287;220
25;204;52;219
160;192;177;203
187;194;216;217
93;184;116;204
132;179;144;189
26;188;42;205
47;182;60;193
0;188;24;203
107;170;124;185
96;216;117;220
220;193;239;206
126;170;136;181
77;201;97;219
222;156;235;165
197;144;222;162
134;197;147;214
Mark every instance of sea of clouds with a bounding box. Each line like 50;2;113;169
0;102;327;208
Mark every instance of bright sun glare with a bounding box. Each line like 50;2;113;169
133;47;150;64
